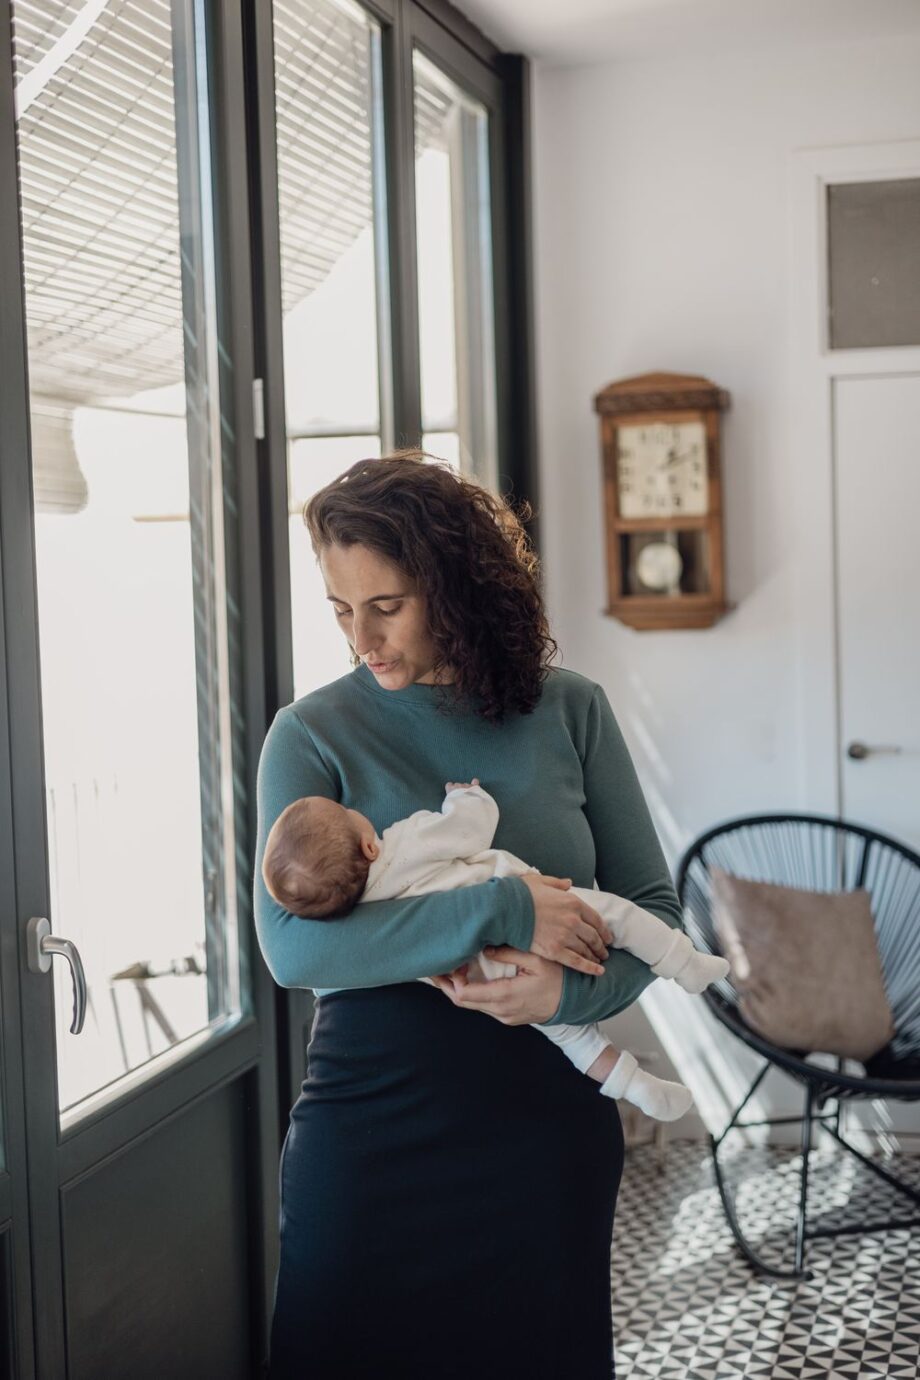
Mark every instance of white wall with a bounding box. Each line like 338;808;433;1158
531;30;920;1143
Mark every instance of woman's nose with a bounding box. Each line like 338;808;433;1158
351;617;380;657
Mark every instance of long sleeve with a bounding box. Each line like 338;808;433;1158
428;784;501;856
544;684;684;1026
254;708;535;990
386;786;500;871
364;786;501;900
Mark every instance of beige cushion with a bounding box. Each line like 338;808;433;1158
710;868;894;1062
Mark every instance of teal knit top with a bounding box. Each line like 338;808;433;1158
253;662;684;1026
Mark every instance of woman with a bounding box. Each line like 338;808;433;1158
254;452;684;1379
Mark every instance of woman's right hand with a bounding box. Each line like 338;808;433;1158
518;873;613;977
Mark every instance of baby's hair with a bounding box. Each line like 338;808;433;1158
261;798;371;920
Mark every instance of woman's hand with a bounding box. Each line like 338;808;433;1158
519;873;612;977
430;948;565;1025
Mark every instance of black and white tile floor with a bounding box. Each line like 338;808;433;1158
610;1139;920;1378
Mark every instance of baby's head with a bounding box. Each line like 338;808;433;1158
261;797;380;919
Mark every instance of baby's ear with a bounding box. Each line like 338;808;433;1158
360;836;379;861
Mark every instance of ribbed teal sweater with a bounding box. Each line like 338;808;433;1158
253;662;684;1025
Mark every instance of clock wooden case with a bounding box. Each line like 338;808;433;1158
593;371;731;630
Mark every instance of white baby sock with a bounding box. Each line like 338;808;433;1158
650;931;730;995
599;1051;694;1122
672;949;730;995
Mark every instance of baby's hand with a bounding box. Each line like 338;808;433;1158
445;777;480;793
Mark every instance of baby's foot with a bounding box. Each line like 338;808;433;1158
649;930;694;979
673;950;731;995
649;930;729;993
599;1051;693;1122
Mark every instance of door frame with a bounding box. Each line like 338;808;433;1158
0;22;35;1341
787;139;920;816
0;1;280;1371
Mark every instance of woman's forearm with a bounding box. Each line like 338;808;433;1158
543;881;683;1024
551;683;685;1025
257;876;535;991
543;946;661;1026
254;706;536;990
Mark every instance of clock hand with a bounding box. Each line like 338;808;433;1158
658;449;698;472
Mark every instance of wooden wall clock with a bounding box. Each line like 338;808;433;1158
593;371;731;630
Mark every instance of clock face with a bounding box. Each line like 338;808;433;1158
616;419;709;519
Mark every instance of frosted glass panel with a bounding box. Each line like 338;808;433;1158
827;179;920;349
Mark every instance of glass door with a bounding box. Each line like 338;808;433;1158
14;0;244;1125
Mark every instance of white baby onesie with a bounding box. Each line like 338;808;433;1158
361;784;719;1084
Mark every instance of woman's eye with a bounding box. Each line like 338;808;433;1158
333;604;401;619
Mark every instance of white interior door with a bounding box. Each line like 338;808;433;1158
788;145;920;1148
835;374;920;852
835;372;920;1141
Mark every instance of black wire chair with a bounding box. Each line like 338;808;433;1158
675;813;920;1279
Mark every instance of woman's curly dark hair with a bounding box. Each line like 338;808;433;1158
303;450;558;724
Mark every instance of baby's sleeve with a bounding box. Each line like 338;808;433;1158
366;788;501;900
399;784;500;866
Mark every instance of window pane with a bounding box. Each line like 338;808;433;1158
827;178;920;349
288;436;380;698
272;0;389;697
422;431;460;471
12;0;244;1117
414;52;498;490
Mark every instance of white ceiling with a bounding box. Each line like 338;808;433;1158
454;0;920;65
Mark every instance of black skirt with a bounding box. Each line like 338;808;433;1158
269;983;624;1380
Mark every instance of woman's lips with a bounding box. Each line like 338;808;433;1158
367;659;396;672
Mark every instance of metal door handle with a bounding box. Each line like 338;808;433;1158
846;740;903;761
26;916;87;1034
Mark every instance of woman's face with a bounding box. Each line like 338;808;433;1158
319;542;449;688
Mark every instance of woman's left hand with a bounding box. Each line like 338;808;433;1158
430;948;565;1025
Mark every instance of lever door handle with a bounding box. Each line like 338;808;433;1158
846;740;903;761
26;916;87;1034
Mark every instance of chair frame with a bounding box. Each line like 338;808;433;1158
676;812;920;1280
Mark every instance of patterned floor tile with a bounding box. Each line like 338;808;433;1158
610;1140;920;1378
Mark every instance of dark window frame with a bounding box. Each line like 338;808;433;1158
244;0;537;1112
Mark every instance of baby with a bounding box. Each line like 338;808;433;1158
262;781;730;1121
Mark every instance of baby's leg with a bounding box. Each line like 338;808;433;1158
477;949;517;982
421;951;488;988
539;1021;609;1074
568;885;729;994
542;1022;693;1121
595;1049;694;1122
421;955;491;988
